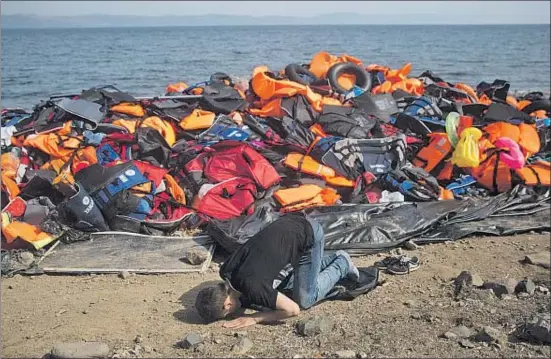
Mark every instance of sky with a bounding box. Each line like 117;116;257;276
1;1;550;23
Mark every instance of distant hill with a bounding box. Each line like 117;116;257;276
2;13;548;29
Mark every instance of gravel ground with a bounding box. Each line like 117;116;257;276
1;234;550;358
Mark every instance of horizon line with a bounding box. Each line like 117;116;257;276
3;23;550;30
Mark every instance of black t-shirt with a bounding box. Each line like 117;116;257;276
219;213;314;310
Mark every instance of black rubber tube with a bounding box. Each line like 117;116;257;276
327;62;372;94
521;99;551;114
210;72;233;85
285;63;319;85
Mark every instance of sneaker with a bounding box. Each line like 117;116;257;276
386;256;420;275
335;250;360;282
375;254;419;269
374;255;401;269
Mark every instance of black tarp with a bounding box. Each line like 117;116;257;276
208;185;550;255
309;185;550;255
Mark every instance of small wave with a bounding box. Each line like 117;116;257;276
443;71;470;77
511;89;551;96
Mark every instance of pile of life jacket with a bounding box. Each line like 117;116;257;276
1;52;550;251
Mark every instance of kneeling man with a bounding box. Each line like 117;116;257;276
195;213;359;328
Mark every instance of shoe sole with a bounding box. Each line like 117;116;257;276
386;264;420;275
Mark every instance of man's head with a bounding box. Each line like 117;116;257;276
194;281;241;323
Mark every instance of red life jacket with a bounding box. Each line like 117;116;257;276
185;140;281;190
197;177;257;220
134;160;169;188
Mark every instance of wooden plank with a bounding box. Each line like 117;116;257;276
38;232;214;274
200;244;215;273
40;267;206;274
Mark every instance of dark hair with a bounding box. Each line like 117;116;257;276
194;282;230;323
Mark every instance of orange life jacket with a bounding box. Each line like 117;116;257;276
1;175;20;200
372;78;424;96
439;187;455;200
1;152;19;179
164;173;186;205
471;149;513;193
515;100;547;118
384;63;412;82
506;95;518;107
284;153;355;187
251;67;332;112
251;66;307;99
38;146;97;187
1;220;56;249
482;122;540;157
71;146;99;174
478;94;493;105
40;158;65;174
436;161;455;181
274;184;340;213
131;182;153;194
455;83;479;103
139;117;176;147
110;103;145;117
309;123;329;138
531;110;548;119
113;116;176;146
23;133;82;161
248;95;345;118
472;148;550;193
112;118;138;133
369;63;424;96
179;109;216;131
514;160;551;187
309;51;363;79
412;133;453;179
516;100;531;111
518;123;540;156
166;82;189;93
248;98;285;117
483;122;520;143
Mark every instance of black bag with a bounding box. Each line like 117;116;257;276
353;93;399;123
483;103;534;124
383;164;441;202
317;105;383;139
54;98;105;128
135;127;171;167
80;85;137;106
325;266;380;301
61;183;109;232
280;95;319;127
199;82;248;114
278;266;380;303
265;116;316;150
19;170;65;205
476;79;510;103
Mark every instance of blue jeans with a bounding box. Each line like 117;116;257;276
281;217;350;309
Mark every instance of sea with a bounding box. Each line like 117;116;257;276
1;25;550;110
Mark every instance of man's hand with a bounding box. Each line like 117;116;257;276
222;316;258;329
222;292;300;329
